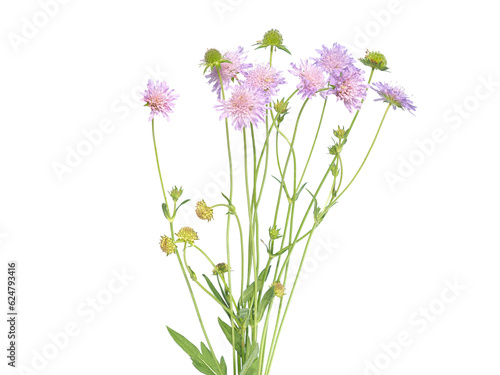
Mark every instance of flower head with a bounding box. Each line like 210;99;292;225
142;80;179;121
212;263;229;276
329;66;368;112
289;60;326;100
262;29;283;46
313;43;356;78
243;64;286;100
195;200;214;222
271;282;285;298
159;235;177;256
254;29;291;55
359;50;389;71
176;227;199;244
204;48;223;65
216;84;267;131
205;47;252;98
371;82;416;113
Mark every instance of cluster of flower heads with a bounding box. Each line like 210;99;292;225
141;33;416;127
289;43;368;112
203;47;286;131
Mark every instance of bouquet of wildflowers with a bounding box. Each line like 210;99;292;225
141;29;415;375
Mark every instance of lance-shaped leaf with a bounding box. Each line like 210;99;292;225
218;318;243;357
167;326;225;375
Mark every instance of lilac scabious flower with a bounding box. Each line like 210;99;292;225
205;47;252;98
142;79;179;121
313;43;356;78
371;82;417;113
216;84;267;131
243;64;286;102
330;66;368;112
289;60;326;100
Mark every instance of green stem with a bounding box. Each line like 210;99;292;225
297;98;328;189
333;103;391;205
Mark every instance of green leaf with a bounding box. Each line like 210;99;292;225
162;203;170;220
167;326;223;375
175;199;191;213
201;342;221;373
293;182;308;201
257;286;275;322
239;266;272;305
246;359;260;375
203;275;228;311
220;356;227;375
218;318;243;357
276;45;292;55
241;344;259;375
167;326;201;359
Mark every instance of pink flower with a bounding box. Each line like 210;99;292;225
142;80;178;121
243;64;286;101
289;60;326;100
216;85;267;131
330;66;368;112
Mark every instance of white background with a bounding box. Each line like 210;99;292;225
1;0;499;374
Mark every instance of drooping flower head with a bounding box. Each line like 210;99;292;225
313;43;356;78
289;60;326;100
243;64;286;101
216;84;267;131
142;80;178;121
329;66;368;112
205;47;252;98
195;200;214;222
159;235;177;256
371;82;417;113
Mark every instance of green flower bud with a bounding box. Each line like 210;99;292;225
328;143;343;156
169;186;183;202
213;263;229;276
204;48;223;65
263;29;283;46
188;266;197;281
333;126;347;139
269;225;282;240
